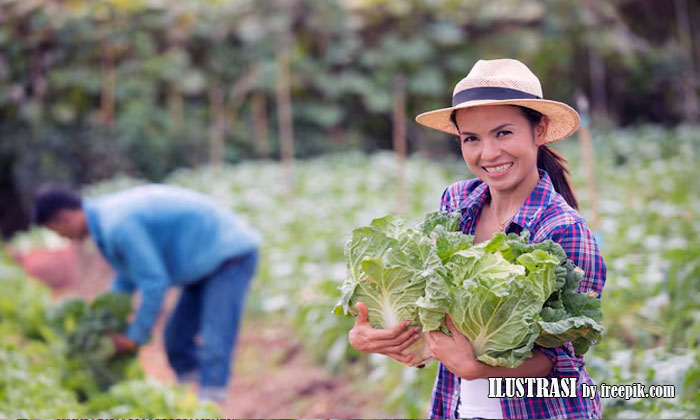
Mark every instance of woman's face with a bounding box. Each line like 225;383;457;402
454;105;547;195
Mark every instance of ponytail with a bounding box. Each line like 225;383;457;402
516;106;579;210
537;146;578;210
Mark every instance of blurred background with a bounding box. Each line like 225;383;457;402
1;0;698;418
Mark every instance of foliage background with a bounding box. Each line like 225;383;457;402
1;0;699;418
1;0;699;235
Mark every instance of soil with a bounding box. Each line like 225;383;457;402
16;241;395;419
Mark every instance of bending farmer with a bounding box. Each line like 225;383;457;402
33;184;260;403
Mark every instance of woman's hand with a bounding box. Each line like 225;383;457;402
424;314;483;380
348;302;421;365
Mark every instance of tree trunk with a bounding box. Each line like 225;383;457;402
208;83;226;166
330;124;345;148
252;93;270;159
168;85;184;135
225;64;261;156
588;47;608;120
582;0;608;121
674;0;699;122
276;36;295;199
101;45;115;127
30;49;47;122
575;92;600;231
393;75;407;214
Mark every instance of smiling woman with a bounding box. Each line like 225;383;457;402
414;59;606;420
347;58;606;420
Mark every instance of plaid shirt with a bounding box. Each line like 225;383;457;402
429;170;606;419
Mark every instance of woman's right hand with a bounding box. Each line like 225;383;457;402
348;302;421;365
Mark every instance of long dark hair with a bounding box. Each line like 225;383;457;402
450;106;579;210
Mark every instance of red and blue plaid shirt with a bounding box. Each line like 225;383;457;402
430;170;606;419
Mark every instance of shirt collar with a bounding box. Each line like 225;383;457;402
460;181;490;220
458;169;556;231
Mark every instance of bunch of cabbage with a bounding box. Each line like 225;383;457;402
336;212;603;369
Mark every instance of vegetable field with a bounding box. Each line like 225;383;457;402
0;253;220;418
4;125;700;418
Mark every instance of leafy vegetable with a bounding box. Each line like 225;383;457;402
536;260;604;355
86;379;219;418
336;215;444;366
51;292;139;397
338;211;604;369
419;230;603;368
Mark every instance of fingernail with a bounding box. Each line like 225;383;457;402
413;334;419;340
413;326;420;332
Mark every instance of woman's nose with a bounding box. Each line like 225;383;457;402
480;138;501;161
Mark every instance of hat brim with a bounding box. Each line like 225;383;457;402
415;99;580;144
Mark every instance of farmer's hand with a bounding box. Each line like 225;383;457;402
108;332;138;355
424;314;482;380
348;302;421;365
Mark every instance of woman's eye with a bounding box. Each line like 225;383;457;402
496;130;512;138
462;135;478;143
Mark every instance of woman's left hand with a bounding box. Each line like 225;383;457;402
424;314;482;380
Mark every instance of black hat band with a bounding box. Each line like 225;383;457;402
452;86;542;107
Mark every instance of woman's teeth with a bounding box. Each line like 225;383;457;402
485;163;512;173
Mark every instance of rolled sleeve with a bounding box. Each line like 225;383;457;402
547;221;606;297
537;342;583;377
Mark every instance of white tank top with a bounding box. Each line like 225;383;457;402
458;378;504;419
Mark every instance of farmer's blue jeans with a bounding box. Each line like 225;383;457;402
164;250;257;389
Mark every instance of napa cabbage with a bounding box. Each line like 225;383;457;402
335;215;451;366
336;211;603;369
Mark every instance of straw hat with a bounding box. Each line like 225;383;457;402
415;58;580;143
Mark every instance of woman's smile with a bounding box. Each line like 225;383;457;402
482;162;514;177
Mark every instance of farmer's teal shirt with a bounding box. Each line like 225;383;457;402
83;184;260;344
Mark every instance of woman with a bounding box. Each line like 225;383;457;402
348;58;606;419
